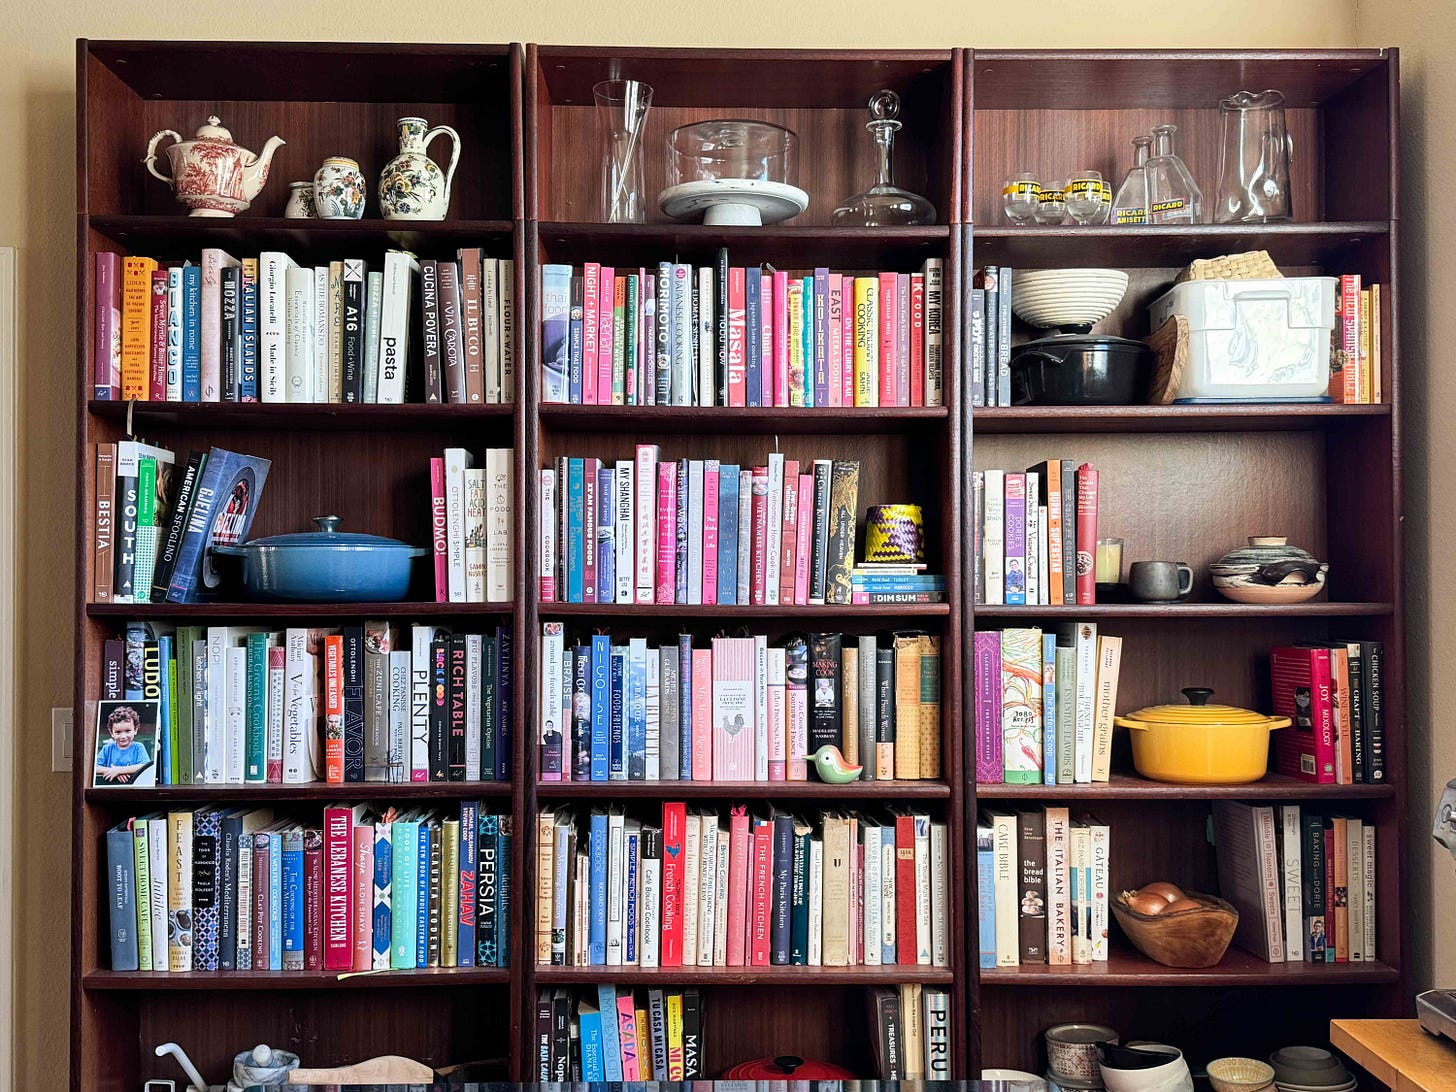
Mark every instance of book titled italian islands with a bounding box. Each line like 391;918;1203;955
166;448;272;603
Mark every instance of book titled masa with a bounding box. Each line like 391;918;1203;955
166;448;272;603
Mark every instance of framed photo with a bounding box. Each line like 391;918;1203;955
92;699;159;787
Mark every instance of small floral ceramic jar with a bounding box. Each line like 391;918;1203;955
282;180;317;218
313;156;366;219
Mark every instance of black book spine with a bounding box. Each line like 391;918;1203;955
1018;809;1048;963
115;468;138;601
427;821;442;965
150;449;205;603
1060;460;1078;605
220;265;240;400
1303;811;1328;962
101;638;124;699
715;247;729;406
342;625;365;782
682;987;703;1077
429;638;449;780
420;259;442;404
341;263;365;403
478;812;498;966
480;633;497;782
808;632;843;756
1365;641;1385;781
1344;644;1366;783
809;460;832;602
535;990;553;1081
448;632;468;780
550;988;570;1080
878;988;902;1078
218;813;241;969
496;625;513;781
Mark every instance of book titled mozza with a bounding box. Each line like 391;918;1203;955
93;248;515;404
538;626;941;784
99;619;511;786
105;800;511;973
536;985;707;1081
535;803;950;972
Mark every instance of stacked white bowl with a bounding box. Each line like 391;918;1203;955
1268;1046;1357;1091
1011;268;1130;330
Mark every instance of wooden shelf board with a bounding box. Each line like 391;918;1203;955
533;964;955;986
87;399;513;431
83;966;510;990
538;403;949;435
974;601;1393;619
972;403;1390;434
975;772;1396;800
980;949;1400;986
86;601;513;619
88;215;515;252
540;601;950;619
86;781;513;803
536;780;951;800
970;221;1389;267
535;222;949;266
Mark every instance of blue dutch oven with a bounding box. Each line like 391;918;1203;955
211;515;427;602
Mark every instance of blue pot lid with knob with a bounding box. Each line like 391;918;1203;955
241;515;424;553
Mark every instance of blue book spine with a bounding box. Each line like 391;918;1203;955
580;1007;605;1080
496;819;511;966
745;267;762;407
678;634;693;779
674;458;689;603
566;459;585;603
415;823;430;968
802;277;816;408
624;827;639;963
1043;633;1058;786
588;813;608;964
181;265;202;402
770;813;793;964
609;648;626;780
590;634;611;781
193;808;223;971
568;277;585;404
106;826;139;971
157;635;173;785
372;824;392;968
597;466;615;604
540;264;572;403
457;800;477;967
627;644;646;779
978;831;997;969
812;268;830;406
267;831;283;970
495;626;513;781
718;466;739;605
282;829;304;968
240;271;259;400
597;984;624;1081
391;820;417;968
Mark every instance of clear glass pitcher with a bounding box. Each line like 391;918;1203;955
1214;89;1293;223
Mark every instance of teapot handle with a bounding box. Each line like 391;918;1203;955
143;129;183;183
424;124;462;207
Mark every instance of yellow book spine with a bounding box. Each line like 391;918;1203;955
535;811;554;964
666;989;685;1078
441;819;459;967
1359;289;1372;404
894;633;922;780
1371;284;1382;404
918;634;942;779
121;257;158;400
853;276;879;407
635;1007;652;1078
1090;634;1123;782
786;280;805;407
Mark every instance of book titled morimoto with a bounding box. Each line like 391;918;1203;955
166;448;271;603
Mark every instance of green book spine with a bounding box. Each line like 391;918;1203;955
167;652;180;785
624;275;639;406
245;632;269;782
790;824;811;964
132;821;153;970
612;278;627;405
175;627;197;785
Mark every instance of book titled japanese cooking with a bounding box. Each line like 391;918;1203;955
165;447;272;603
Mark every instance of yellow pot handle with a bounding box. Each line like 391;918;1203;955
1266;716;1292;731
1113;716;1146;730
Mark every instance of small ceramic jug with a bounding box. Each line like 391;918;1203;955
313;157;366;219
282;180;317;219
378;116;461;221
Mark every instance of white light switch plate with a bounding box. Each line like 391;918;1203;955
52;707;73;772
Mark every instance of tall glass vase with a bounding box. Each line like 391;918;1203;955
594;79;653;224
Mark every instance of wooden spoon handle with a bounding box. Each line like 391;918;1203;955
288;1055;433;1083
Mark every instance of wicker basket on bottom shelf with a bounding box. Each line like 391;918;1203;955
1111;891;1239;968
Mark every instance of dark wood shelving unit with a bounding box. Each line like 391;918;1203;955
70;38;1403;1092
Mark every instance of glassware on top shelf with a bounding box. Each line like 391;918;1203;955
1003;171;1042;224
1112;135;1152;225
594;79;654;224
1145;123;1203;224
1034;179;1066;225
1065;171;1106;226
1214;89;1293;223
832;90;936;226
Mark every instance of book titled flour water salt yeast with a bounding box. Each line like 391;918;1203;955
539;255;944;408
94;249;514;404
104;800;511;973
535;804;950;971
99;619;510;786
539;628;941;783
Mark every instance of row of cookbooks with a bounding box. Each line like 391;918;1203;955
973;462;1099;606
105;800;512;972
432;447;515;603
1331;275;1384;405
540;255;945;408
91;442;270;604
539;628;941;782
974;624;1123;785
1271;642;1387;784
96;620;511;786
540;446;943;607
969;266;1013;407
535;804;951;970
94;250;515;404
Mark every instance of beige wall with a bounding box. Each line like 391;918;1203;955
17;0;1450;1085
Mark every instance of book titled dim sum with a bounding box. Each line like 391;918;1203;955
166;448;272;603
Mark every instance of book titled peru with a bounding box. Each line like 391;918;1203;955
165;448;271;603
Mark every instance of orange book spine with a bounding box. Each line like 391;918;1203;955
1330;646;1353;785
1370;285;1383;404
1338;275;1361;404
120;257;158;400
324;634;345;783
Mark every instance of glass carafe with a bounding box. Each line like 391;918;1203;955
1145;123;1203;224
1111;135;1152;225
833;90;936;226
594;79;653;223
1214;89;1293;223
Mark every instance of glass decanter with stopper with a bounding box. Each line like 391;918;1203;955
1111;135;1152;225
833;89;936;226
1144;123;1203;224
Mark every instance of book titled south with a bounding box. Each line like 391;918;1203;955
166;448;271;603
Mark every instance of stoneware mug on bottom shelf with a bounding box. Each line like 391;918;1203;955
1128;560;1194;602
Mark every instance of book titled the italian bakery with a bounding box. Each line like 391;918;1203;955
1270;646;1336;783
165;447;271;603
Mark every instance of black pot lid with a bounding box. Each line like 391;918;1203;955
1020;332;1149;351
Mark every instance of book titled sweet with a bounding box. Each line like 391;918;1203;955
165;448;271;603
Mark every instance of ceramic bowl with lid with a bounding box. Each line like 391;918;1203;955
212;515;427;602
1114;687;1291;783
1209;536;1328;604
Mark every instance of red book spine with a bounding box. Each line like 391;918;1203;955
661;801;687;966
726;806;751;966
266;646;286;781
750;468;769;606
895;814;917;965
322;806;353;970
324;636;345;782
749;818;774;966
728;267;747;406
596;265;615;404
303;834;323;970
252;835;270;968
431;457;448;602
582;263;599;405
794;473;814;606
910;273;925;407
878;272;898;406
1323;826;1338;962
94;252;121;399
1271;647;1337;784
582;457;599;603
779;461;800;605
149;270;168;401
702;462;720;605
1075;463;1099;606
655;462;678;605
352;824;373;971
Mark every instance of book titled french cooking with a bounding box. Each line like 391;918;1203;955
166;448;271;603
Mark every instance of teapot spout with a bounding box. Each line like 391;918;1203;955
240;135;286;200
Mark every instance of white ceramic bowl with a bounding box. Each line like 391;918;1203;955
1011;268;1129;330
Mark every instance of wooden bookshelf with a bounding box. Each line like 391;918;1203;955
70;39;1403;1092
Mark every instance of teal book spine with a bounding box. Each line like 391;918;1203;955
391;818;418;968
267;831;283;970
245;632;269;782
789;825;810;964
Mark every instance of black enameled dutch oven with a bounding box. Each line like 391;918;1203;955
1010;333;1153;405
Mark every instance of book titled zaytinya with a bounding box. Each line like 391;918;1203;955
166;447;272;603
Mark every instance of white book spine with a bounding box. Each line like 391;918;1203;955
1256;806;1285;961
914;814;932;964
686;459;705;606
697;815;717;966
930;821;949;967
880;831;896;961
808;835;824;967
486;448;512;603
713;831;730;967
1347;819;1365;961
1045;808;1072;965
465;634;482;781
1280;805;1304;961
363;271;384;403
765;452;785;604
388;651;410;783
606;810;626;966
410;625;434;781
615;460;634;604
697;266;714;406
225;644;247;784
1073;622;1099;783
444;448;472;603
499;258;515;403
539;469;557;603
635;444;659;603
983;469;1005;605
672;263;694;405
147;817;168;970
165;266;184;401
284;266;313;403
640;847;661;968
282;628;309;782
924;258;943;406
482;258;502;403
681;811;701;966
377;251;417;404
236;836;254;967
266;647;284;781
1089;820;1111;962
465;466;487;604
1038;505;1050;604
767;647;787;782
644;645;660;781
203;629;225;783
258;252;291;402
993;813;1019;966
312;266;328;403
754;636;770;782
1363;825;1377;960
863;827;882;966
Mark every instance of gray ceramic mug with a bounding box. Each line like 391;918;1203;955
1128;560;1193;602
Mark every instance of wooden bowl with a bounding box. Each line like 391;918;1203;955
1111;890;1239;968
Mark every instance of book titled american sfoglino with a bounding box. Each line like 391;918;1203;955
166;447;271;603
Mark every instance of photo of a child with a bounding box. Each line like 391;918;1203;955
92;699;158;787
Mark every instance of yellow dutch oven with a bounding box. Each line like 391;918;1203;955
1114;686;1291;784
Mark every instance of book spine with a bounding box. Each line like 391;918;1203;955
166;266;185;401
1075;464;1098;605
94;252;122;398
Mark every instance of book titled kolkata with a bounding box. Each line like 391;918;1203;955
1270;646;1337;783
165;448;271;603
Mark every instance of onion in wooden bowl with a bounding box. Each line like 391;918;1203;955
1112;889;1238;968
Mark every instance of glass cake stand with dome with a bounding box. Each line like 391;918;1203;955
658;120;809;226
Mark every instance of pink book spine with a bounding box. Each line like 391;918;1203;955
150;270;169;401
787;674;808;781
750;469;769;605
896;272;912;407
691;649;713;781
431;458;448;602
322;807;352;970
655;462;677;604
539;468;557;602
840;283;855;407
713;638;755;781
727;267;747;407
596;265;615;404
778;467;799;606
827;273;843;407
878;272;898;406
726;807;751;965
617;996;641;1078
702;461;720;605
759;273;774;408
910;273;926;407
351;824;373;971
94;253;121;399
793;473;813;606
266;645;286;782
974;630;1003;782
772;271;790;407
582;457;598;603
749;819;773;965
582;263;599;405
767;669;787;782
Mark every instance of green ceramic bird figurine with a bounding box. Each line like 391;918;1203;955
807;744;864;784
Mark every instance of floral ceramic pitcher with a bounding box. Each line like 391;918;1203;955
378;116;461;221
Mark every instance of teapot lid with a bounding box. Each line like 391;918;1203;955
194;116;234;142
